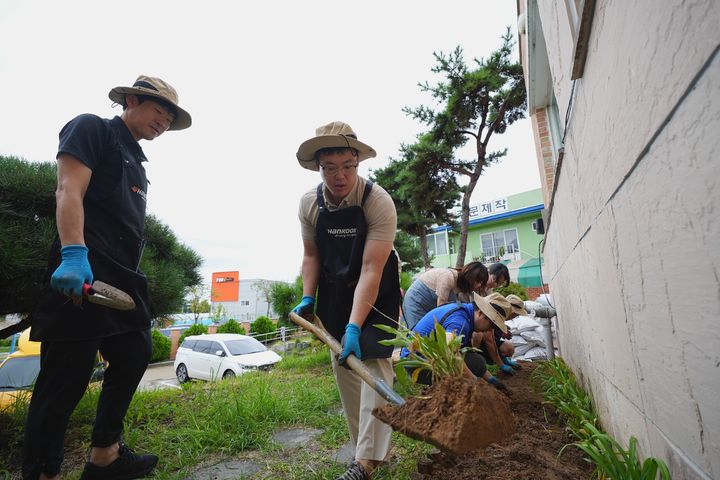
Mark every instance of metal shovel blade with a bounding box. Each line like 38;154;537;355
83;281;135;310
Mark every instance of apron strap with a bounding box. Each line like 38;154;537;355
361;180;374;206
316;183;326;212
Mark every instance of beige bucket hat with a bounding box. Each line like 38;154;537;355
506;294;529;315
472;292;510;334
296;121;376;171
109;75;192;131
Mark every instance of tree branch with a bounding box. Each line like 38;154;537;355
457;130;478;139
482;97;509;147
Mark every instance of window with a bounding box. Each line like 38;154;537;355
426;231;448;256
480;229;520;260
193;340;212;353
0;356;40;389
240;300;250;306
224;338;267;356
564;0;597;79
548;92;563;164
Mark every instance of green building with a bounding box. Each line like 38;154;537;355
426;188;547;287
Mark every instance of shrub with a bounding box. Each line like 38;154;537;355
251;316;275;336
400;271;413;293
179;323;208;344
150;330;171;362
217;319;244;334
495;281;528;300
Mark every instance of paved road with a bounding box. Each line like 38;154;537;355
138;362;181;391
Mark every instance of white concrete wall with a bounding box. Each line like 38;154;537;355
537;0;720;478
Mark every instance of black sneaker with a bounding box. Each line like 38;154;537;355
80;443;158;480
335;461;370;480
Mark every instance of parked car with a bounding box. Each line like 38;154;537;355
174;333;282;383
0;329;105;409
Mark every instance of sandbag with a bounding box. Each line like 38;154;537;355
506;316;541;333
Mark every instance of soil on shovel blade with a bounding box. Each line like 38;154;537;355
373;374;515;454
405;362;594;480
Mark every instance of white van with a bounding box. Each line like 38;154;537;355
174;333;282;382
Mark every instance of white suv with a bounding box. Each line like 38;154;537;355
174;333;282;382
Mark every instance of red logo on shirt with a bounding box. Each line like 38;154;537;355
131;185;147;202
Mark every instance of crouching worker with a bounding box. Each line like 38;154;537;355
291;121;401;480
471;293;528;375
401;292;512;391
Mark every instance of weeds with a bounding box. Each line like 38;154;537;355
535;358;671;479
0;347;427;479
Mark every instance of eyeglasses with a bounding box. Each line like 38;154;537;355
319;163;359;177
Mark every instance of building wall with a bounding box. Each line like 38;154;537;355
530;1;720;477
432;212;542;267
213;279;277;323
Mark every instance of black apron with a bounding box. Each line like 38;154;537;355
31;119;152;341
314;181;400;360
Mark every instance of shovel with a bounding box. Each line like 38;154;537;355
82;281;135;310
289;312;405;406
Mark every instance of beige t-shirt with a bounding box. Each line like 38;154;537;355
298;176;397;243
418;268;459;305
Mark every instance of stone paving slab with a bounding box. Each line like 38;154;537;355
271;427;322;449
184;460;262;480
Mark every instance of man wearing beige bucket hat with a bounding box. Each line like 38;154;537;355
400;292;512;389
292;121;400;480
24;75;191;480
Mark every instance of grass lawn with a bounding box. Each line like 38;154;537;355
0;344;432;479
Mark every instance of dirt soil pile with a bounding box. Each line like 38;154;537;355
407;363;593;480
373;375;515;454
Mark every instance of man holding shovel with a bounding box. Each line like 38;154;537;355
23;75;191;480
293;121;400;480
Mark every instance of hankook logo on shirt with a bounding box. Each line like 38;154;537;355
131;185;147;202
327;227;357;238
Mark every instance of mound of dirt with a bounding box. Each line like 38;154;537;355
373;375;515;454
406;363;593;480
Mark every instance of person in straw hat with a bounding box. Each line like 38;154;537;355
292;121;401;480
471;292;529;376
23;75;191;480
400;292;513;390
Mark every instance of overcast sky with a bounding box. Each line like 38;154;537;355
0;1;539;285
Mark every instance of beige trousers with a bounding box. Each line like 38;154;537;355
331;355;394;462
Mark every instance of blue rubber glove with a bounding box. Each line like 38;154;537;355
292;295;315;316
487;375;508;391
51;245;93;298
503;356;522;370
500;364;515;375
338;323;362;365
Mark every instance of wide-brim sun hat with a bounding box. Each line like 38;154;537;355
472;292;510;334
506;294;529;316
296;121;376;171
109;75;192;131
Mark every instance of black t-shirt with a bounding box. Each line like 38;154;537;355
57;114;147;201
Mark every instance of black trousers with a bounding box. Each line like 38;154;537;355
22;329;152;479
408;351;488;386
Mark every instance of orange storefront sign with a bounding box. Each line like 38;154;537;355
211;271;239;302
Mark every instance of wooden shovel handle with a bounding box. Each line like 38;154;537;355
289;312;405;406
